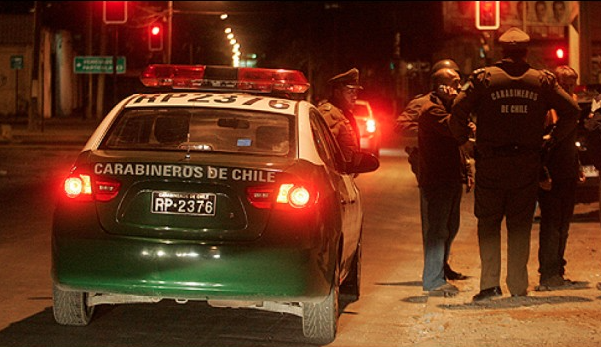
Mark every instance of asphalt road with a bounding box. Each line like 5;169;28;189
1;139;601;347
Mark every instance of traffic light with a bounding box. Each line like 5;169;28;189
554;46;568;65
475;1;500;30
148;22;164;51
102;1;127;24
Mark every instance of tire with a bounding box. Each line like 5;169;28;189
52;282;94;326
340;232;361;301
302;262;339;345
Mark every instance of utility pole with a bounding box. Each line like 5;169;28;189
28;1;42;132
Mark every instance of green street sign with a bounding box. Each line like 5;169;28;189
10;55;23;70
74;56;126;74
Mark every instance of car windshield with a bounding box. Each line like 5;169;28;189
99;108;293;156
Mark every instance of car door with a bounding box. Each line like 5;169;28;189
309;110;362;263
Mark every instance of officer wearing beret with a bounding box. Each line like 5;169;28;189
318;68;363;162
449;27;580;301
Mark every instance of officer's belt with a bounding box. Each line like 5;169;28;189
476;144;539;158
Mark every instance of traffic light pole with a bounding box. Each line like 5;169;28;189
167;1;173;64
112;26;119;106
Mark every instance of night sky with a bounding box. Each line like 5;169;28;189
0;2;440;65
0;1;441;109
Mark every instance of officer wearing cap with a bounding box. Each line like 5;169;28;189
318;68;363;162
449;27;580;302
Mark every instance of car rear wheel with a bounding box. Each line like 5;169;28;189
302;262;339;345
52;282;94;326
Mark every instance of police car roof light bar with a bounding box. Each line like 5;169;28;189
140;64;310;95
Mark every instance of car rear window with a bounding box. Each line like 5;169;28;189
99;108;293;156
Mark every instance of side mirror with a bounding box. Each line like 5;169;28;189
346;151;380;174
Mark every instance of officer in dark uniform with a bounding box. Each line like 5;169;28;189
417;67;465;297
395;59;472;282
449;27;580;301
318;68;363;162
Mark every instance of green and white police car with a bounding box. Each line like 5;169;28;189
51;64;379;344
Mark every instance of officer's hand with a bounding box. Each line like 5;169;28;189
465;175;474;193
539;178;552;191
578;167;587;183
437;85;458;100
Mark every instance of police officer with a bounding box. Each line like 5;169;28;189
449;27;580;301
318;68;363;162
537;65;583;291
394;59;462;178
395;59;471;281
417;67;465;297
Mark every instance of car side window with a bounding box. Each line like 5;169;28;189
310;109;346;172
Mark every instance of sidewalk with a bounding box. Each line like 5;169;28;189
0;118;99;146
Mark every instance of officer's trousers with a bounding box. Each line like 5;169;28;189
419;183;462;291
474;181;539;296
538;178;577;282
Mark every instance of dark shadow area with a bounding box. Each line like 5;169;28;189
375;281;422;287
534;280;591;292
571;209;600;223
0;300;355;347
401;296;429;304
401;283;593;308
441;295;593;310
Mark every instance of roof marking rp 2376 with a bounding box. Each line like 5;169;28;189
131;94;293;111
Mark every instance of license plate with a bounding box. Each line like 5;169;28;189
152;191;216;216
582;165;599;178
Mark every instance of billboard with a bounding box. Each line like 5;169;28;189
443;1;578;39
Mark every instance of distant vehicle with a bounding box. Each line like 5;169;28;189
51;64;379;345
575;85;601;207
354;100;381;158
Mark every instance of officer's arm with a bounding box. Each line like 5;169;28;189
549;86;580;144
450;91;473;145
394;97;423;136
318;106;342;137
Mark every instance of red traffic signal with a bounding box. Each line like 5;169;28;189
476;1;500;30
102;1;127;24
148;23;164;51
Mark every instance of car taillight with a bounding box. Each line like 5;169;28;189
247;183;317;210
64;174;92;200
246;186;274;209
62;173;121;202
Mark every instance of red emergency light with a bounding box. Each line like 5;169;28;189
139;64;310;95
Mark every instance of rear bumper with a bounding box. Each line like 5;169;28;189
52;237;330;301
51;205;336;302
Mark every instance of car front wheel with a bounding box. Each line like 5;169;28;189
52;282;94;326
